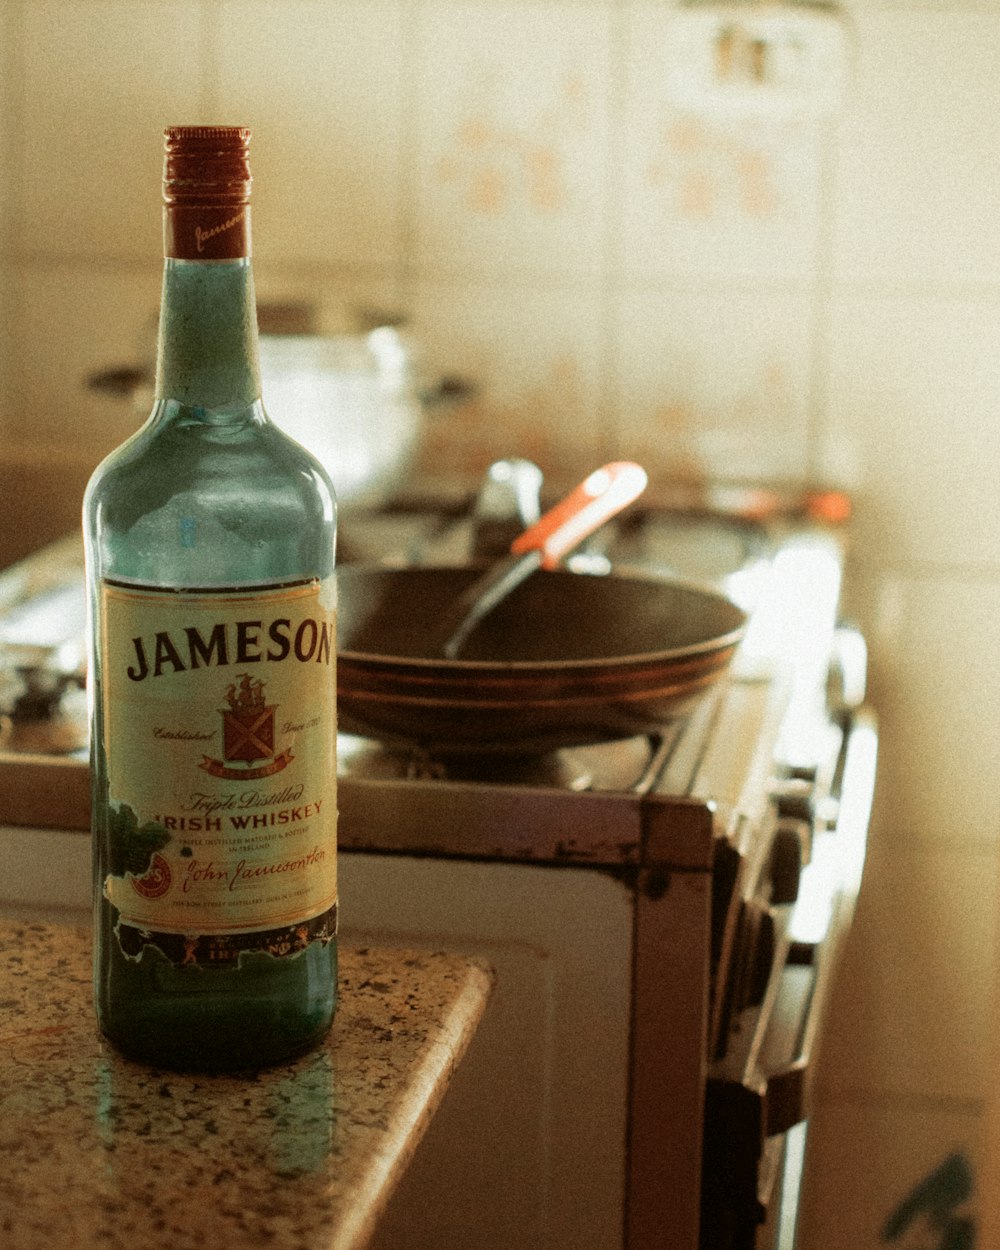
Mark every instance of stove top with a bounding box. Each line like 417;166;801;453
334;481;845;783
0;475;852;852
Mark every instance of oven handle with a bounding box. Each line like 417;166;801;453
762;889;851;1137
701;710;877;1244
707;708;878;1137
762;707;879;1136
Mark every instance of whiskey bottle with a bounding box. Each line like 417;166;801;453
83;126;338;1070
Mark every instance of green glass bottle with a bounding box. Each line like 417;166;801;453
83;126;338;1071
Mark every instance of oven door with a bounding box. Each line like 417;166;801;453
700;707;878;1250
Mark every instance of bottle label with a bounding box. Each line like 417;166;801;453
99;577;337;966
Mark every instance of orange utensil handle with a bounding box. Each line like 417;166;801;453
510;462;648;569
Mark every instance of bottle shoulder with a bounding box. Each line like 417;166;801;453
85;403;336;585
86;403;337;512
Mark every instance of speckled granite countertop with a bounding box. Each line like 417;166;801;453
0;920;493;1250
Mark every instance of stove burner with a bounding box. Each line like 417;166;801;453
422;749;595;790
337;734;595;788
336;730;679;793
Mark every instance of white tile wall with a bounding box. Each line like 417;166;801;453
798;1099;981;1250
831;10;1000;288
10;260;161;453
413;2;614;280
0;0;10;419
863;572;1000;850
0;0;10;244
18;0;205;262
822;293;1000;567
216;0;407;270
611;285;816;482
411;275;607;478
621;6;827;283
819;839;999;1103
2;0;1000;1243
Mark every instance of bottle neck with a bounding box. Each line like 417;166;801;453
154;257;262;416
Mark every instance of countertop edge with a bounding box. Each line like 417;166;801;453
332;955;495;1250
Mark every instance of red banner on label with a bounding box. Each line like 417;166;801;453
198;748;294;780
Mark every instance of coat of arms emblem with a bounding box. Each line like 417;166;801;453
223;673;274;763
199;672;294;780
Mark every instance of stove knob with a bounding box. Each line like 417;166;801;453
827;623;868;714
771;768;816;824
746;906;776;1008
769;820;805;906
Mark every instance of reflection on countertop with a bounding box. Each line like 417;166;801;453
0;920;493;1250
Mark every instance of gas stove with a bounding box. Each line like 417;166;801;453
325;478;874;1250
328;478;856;865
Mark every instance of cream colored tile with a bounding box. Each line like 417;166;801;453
850;570;1000;850
20;0;204;261
609;287;813;484
252;266;406;338
832;10;1000;286
0;0;10;246
847;0;994;9
821;293;1000;568
11;261;161;460
618;5;827;282
0;1;9;434
414;3;612;278
408;278;605;482
216;0;405;270
816;839;998;1103
799;1099;981;1250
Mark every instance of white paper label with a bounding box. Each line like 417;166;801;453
99;577;337;959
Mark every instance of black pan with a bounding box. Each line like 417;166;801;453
336;564;747;756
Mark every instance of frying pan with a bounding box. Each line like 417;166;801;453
336;564;747;756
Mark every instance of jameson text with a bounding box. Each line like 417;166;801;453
127;616;333;682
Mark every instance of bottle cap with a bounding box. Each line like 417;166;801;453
163;126;252;260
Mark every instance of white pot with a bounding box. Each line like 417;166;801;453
258;327;424;511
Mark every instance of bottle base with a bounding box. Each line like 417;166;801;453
95;934;339;1073
98;1013;335;1073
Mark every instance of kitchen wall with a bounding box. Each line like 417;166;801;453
0;0;997;1244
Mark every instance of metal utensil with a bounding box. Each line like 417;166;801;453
468;458;544;562
439;461;648;659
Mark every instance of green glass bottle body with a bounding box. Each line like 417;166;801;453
84;131;338;1072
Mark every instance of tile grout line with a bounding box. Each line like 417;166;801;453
397;0;421;313
2;0;27;439
597;0;628;464
803;112;840;489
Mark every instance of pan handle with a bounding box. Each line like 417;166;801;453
510;461;648;569
441;461;647;658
